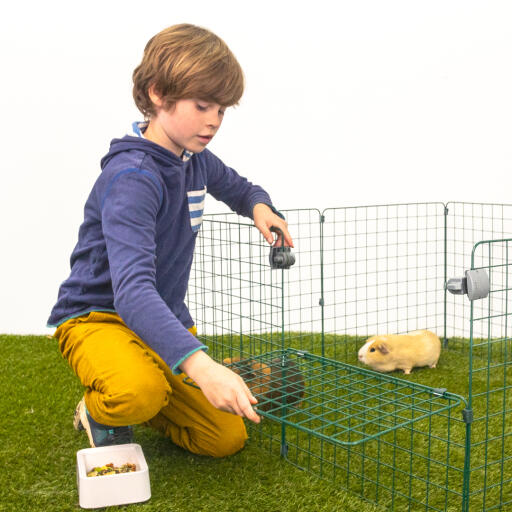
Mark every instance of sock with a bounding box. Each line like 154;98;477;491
84;403;116;430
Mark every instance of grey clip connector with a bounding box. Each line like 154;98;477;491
446;269;490;301
269;226;295;269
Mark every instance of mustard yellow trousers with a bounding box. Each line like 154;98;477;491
55;311;247;457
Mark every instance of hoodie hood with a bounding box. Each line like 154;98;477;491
100;121;194;170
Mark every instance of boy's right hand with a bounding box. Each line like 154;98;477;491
179;350;261;423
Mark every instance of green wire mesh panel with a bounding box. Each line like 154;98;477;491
187;219;285;361
191;209;326;357
225;347;467;511
466;238;512;511
321;203;447;362
279;209;324;353
187;203;512;511
445;202;512;346
224;349;465;446
186;215;301;458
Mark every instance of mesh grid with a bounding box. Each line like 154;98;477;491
186;202;512;511
321;203;446;361
466;239;512;511
187;219;284;362
223;349;464;446
445;202;512;343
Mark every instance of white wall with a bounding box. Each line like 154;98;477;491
1;0;511;334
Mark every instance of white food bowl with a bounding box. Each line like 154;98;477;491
76;443;151;509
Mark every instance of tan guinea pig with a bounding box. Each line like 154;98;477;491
358;330;441;374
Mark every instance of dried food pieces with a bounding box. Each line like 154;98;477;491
87;462;136;477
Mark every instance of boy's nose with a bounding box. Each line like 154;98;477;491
207;118;220;129
206;113;222;129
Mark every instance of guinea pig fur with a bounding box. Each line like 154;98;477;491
357;330;441;374
223;356;305;411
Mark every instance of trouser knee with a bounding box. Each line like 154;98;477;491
92;372;170;426
203;417;247;458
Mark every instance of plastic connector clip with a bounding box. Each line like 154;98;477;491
446;269;489;301
269;227;296;269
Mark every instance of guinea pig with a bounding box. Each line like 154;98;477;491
223;356;305;412
357;330;441;374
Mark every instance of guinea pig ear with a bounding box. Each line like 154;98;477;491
377;343;389;355
223;356;242;366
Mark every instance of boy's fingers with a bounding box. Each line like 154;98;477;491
229;402;243;417
243;382;258;404
237;393;260;423
258;224;274;245
281;226;294;248
269;220;293;248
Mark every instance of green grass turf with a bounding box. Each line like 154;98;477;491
206;333;512;511
3;334;511;511
0;334;384;512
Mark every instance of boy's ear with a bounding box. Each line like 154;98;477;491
148;85;164;108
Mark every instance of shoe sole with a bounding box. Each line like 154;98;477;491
74;398;97;448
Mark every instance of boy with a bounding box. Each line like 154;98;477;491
47;23;293;458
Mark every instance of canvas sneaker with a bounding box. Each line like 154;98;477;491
73;398;133;447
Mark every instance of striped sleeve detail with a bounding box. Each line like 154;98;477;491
187;186;206;232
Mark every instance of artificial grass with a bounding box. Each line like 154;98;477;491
2;333;511;511
0;335;384;512
206;332;512;511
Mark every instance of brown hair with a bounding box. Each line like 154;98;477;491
132;24;244;118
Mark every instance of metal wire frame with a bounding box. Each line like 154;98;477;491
320;203;447;362
465;238;512;511
445;202;512;345
222;348;465;447
187;218;285;362
186;202;512;511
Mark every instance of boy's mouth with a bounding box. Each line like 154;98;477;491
197;135;213;143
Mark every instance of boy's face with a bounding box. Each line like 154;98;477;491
145;95;226;156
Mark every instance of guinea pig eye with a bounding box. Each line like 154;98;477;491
370;348;376;352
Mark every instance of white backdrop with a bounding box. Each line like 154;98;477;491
1;0;511;334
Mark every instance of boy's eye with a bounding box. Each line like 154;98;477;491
196;102;225;116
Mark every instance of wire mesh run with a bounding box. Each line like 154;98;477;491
321;203;447;361
188;218;285;362
224;348;465;446
445;202;512;343
467;238;512;512
187;202;512;511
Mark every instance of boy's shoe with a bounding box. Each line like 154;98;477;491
73;398;133;447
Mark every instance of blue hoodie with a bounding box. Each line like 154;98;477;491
48;127;278;373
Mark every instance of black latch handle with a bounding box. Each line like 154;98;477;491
269;227;296;269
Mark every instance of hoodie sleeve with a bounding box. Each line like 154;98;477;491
202;150;284;219
101;169;206;373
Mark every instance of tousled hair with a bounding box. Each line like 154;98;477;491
132;24;244;118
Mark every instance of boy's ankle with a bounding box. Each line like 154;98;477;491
86;405;134;446
85;405;116;429
74;398;133;447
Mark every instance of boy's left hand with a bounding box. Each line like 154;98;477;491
253;203;294;247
